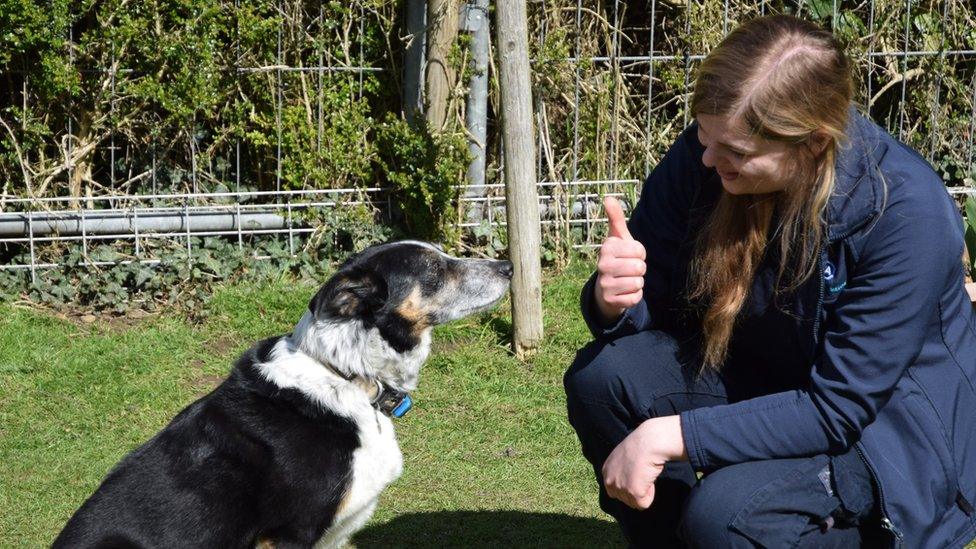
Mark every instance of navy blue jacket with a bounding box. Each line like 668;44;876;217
581;110;976;547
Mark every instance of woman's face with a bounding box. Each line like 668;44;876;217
695;113;798;195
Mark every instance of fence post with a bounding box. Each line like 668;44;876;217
496;0;543;356
403;0;426;124
461;0;489;223
425;0;458;131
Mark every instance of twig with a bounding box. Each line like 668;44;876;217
0;114;37;199
456;240;495;259
870;67;924;107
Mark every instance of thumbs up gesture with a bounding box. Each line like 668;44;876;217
594;196;647;325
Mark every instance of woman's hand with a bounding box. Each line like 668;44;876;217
594;196;647;325
602;415;687;510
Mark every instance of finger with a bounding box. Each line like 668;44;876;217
599;258;646;278
634;489;655;510
604;196;633;241
605;484;635;509
596;254;643;277
619;488;642;510
598;275;644;296
603;290;643;309
600;237;646;261
635;482;654;510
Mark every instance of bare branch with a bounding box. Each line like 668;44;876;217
0;114;37;198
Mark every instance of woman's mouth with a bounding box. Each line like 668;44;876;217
718;170;739;181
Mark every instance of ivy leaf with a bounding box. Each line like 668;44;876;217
964;196;976;234
965;225;976;277
134;267;155;288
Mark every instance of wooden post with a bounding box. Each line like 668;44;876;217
402;0;427;124
496;0;543;356
425;0;458;131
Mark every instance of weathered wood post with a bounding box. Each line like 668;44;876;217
402;0;427;124
496;0;543;356
425;0;458;131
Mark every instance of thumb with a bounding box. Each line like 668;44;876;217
605;196;633;240
635;483;656;510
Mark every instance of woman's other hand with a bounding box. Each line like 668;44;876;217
602;416;687;510
595;196;647;325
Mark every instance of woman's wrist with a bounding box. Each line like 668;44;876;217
637;415;688;462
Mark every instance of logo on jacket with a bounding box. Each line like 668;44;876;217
824;260;845;294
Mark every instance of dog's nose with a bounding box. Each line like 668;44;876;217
497;261;514;279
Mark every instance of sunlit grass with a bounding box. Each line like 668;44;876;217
0;260;621;547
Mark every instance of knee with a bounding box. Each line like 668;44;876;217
563;340;618;409
678;467;751;547
564;330;686;410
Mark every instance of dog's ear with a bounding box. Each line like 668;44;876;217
310;268;387;319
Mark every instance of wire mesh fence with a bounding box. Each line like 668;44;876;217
1;0;974;280
527;0;976;249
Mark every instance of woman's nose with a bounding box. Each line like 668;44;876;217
701;145;716;168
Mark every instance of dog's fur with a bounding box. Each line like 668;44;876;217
54;241;512;548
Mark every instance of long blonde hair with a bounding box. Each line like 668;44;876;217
689;15;853;370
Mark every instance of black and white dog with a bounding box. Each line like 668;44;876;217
54;241;513;548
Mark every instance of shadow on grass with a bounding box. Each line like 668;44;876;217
353;510;624;548
485;315;513;348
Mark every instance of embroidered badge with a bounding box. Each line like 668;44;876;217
824;261;845;294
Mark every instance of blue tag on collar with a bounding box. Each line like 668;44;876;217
375;386;412;418
390;394;413;418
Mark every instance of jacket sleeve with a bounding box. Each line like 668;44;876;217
680;181;962;471
581;125;704;339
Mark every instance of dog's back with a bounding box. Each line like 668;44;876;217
54;336;362;548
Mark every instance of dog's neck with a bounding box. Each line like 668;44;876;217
291;311;430;393
306;351;384;402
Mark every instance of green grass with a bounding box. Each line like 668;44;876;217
0;260;622;547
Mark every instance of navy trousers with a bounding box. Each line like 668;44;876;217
564;330;879;548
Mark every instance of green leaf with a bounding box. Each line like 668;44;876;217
134;267;155;288
966;225;976;277
964;197;976;233
805;0;834;20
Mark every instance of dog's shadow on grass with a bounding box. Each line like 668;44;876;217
353;510;624;548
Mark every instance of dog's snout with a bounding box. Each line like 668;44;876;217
497;261;514;279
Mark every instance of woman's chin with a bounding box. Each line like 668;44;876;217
721;177;779;196
720;177;747;194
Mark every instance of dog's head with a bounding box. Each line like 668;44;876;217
294;241;512;391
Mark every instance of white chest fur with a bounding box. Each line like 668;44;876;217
321;411;403;545
349;411;404;504
254;338;404;549
312;398;403;549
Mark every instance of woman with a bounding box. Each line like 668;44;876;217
564;14;976;548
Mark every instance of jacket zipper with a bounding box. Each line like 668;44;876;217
815;216;903;546
812;250;826;344
855;442;905;547
813;211;874;344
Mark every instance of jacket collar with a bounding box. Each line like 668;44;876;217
824;107;888;242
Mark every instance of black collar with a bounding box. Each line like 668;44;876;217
318;359;413;418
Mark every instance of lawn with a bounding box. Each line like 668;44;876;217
0;259;623;547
